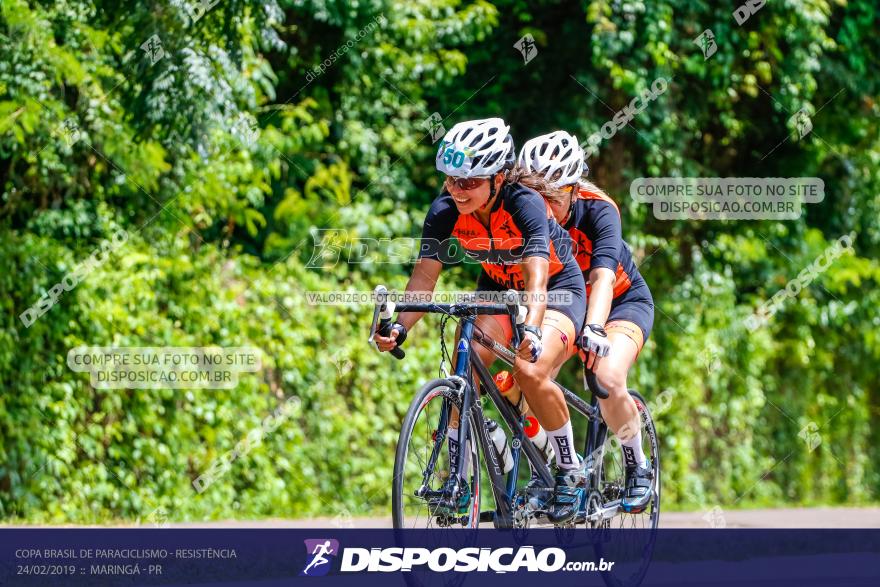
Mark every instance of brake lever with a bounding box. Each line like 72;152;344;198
368;285;387;346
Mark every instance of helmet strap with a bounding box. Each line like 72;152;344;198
562;184;577;227
480;174;502;211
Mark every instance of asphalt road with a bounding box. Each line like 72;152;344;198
157;507;880;529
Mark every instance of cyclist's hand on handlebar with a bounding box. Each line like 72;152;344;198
375;322;407;352
517;330;543;363
579;323;610;369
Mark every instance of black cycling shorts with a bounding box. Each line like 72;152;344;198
604;283;655;345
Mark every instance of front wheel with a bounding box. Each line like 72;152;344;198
392;378;481;529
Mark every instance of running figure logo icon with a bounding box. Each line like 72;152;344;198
300;539;340;577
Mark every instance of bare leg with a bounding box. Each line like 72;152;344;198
513;310;577;431
593;332;640;440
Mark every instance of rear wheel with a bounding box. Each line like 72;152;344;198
392;378;481;529
593;389;660;587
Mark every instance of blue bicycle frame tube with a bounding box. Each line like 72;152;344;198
451;320;474;484
454;320;474;376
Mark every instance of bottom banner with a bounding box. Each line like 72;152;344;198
1;529;878;586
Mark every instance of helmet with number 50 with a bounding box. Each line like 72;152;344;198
436;118;516;178
518;131;586;188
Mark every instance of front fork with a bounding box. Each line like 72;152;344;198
415;399;450;499
418;320;477;512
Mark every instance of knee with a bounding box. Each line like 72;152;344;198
513;362;545;392
595;366;627;399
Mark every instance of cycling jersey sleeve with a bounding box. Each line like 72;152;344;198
418;192;459;262
506;186;550;260
586;200;624;273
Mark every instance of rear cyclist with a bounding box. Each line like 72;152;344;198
518;130;656;513
374;118;589;524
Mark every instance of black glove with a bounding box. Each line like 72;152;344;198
390;322;408;347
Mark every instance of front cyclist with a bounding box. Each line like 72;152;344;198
374;118;589;524
518;130;656;514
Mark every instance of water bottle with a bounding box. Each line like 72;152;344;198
494;370;529;414
486;419;514;474
524;416;555;462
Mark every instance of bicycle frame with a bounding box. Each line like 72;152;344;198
451;316;609;527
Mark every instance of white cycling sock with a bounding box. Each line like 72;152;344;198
527;450;551;481
447;427;472;480
546;420;578;470
528;461;539;481
620;430;648;469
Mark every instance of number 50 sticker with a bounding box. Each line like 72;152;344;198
442;146;466;168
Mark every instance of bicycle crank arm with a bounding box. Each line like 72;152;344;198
585;499;621;524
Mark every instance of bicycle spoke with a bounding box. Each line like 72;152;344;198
395;383;480;531
585;390;659;587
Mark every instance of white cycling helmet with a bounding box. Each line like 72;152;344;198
517;131;586;188
436;117;515;178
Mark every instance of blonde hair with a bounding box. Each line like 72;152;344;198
505;168;611;209
503;165;559;200
577;179;609;199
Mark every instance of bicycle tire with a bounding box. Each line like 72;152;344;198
593;389;660;587
392;378;482;529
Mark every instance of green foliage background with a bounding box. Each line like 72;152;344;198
1;0;878;522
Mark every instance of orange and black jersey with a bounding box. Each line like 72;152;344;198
419;182;583;291
565;187;648;299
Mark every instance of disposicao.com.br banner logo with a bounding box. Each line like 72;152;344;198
300;539;614;575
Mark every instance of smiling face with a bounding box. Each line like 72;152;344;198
445;174;503;215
